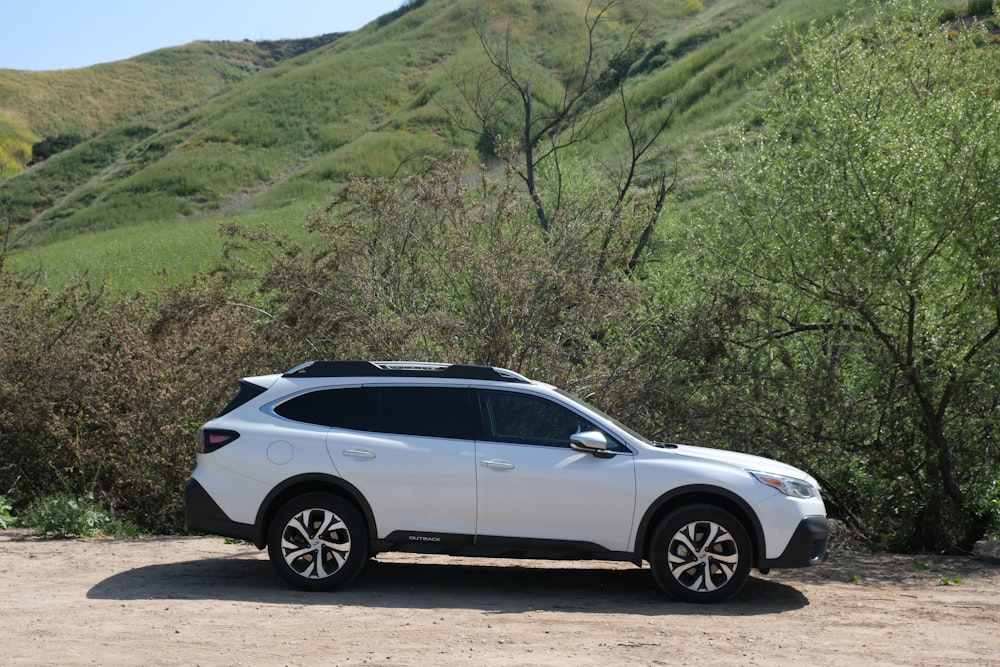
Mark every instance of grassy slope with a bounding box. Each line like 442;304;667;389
0;36;344;174
3;0;966;290
0;111;36;175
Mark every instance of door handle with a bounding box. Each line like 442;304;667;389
343;449;376;459
481;459;514;470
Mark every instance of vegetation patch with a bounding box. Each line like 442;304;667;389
0;0;995;554
17;494;141;538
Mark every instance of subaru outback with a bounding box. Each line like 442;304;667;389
185;360;829;602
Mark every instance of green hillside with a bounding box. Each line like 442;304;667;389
0;35;344;173
0;0;966;289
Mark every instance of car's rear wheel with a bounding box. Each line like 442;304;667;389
267;493;368;591
649;504;752;603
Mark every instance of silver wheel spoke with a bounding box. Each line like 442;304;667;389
320;536;351;553
713;561;736;580
282;543;315;563
710;552;739;565
313;510;340;536
312;551;329;578
322;546;348;572
700;565;717;592
668;557;699;577
674;530;698;555
702;522;719;549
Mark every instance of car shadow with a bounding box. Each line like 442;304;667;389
87;554;809;615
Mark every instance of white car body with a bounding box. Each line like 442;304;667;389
186;361;829;602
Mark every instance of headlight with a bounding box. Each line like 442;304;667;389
750;471;817;499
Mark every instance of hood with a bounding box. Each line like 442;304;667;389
671;444;818;485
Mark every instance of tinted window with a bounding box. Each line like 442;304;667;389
478;390;628;451
377;386;474;440
478;390;595;447
274;387;376;430
216;379;268;417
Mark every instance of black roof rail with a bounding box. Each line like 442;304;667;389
283;360;531;383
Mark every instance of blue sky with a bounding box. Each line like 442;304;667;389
2;0;405;71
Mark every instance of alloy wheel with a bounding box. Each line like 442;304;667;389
666;519;740;593
279;507;353;580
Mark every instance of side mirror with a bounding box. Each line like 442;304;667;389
570;430;613;457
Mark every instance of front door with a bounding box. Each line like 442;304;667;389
474;389;636;551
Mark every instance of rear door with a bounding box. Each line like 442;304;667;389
474;389;636;551
326;385;478;538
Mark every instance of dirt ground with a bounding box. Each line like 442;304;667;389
1;529;998;667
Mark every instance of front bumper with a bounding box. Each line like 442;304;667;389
758;515;830;569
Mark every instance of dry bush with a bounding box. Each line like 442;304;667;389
0;277;267;532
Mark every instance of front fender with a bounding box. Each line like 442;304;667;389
632;484;766;565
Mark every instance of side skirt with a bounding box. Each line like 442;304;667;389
375;531;638;564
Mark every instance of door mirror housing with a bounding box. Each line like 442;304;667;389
570;430;613;457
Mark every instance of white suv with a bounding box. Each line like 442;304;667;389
185;361;828;602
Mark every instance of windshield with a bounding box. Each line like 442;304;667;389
554;388;654;445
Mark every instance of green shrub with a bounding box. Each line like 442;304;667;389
968;0;993;17
30;133;85;163
0;495;15;529
18;493;141;538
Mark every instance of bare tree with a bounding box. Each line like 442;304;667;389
597;75;677;277
449;0;676;266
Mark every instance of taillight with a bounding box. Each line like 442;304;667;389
196;428;241;453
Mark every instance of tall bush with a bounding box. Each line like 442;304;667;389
697;1;1000;550
0;276;267;532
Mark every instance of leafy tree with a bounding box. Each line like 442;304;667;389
703;1;1000;550
0;162;32;276
0;166;11;274
217;151;649;386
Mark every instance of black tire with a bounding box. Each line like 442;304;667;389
267;493;369;592
649;504;752;603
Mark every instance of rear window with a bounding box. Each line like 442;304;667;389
274;387;376;430
216;380;269;417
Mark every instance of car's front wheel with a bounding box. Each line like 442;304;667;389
649;504;752;603
267;493;368;591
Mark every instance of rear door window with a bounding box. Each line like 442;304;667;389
376;386;474;440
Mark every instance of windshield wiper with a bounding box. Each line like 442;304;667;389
651;441;679;449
